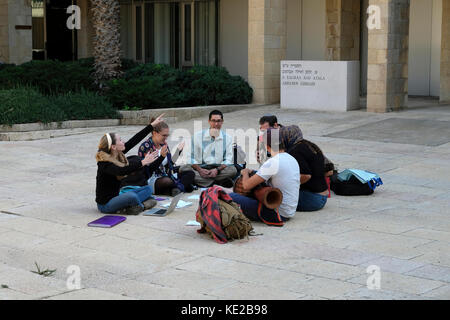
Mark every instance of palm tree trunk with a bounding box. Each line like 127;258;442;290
90;0;123;88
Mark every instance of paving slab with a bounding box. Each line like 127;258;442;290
422;285;450;300
45;288;136;300
326;118;450;146
347;271;446;296
0;103;449;299
405;264;450;283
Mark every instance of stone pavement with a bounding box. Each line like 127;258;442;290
0;104;449;300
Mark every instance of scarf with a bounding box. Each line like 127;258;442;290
138;137;171;176
280;125;303;152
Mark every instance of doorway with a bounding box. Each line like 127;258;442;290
45;0;78;61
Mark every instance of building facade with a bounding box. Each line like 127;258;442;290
1;0;449;112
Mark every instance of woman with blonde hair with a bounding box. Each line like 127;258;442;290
95;114;165;215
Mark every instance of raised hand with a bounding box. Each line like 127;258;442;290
160;144;168;157
150;114;165;127
178;140;185;151
142;150;159;166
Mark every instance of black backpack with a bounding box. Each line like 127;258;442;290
330;171;374;196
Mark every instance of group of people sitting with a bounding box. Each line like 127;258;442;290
95;110;332;224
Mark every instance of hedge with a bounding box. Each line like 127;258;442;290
106;64;253;109
0;87;119;125
0;58;139;95
0;59;253;114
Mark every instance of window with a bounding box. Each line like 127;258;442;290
126;0;218;68
136;5;142;61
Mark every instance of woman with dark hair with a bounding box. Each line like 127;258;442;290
281;125;328;212
95;115;165;215
137;118;194;196
229;128;300;225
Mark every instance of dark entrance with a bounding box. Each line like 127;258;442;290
46;0;77;61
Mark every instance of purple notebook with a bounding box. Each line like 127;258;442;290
88;215;126;228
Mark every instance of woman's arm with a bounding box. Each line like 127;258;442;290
124;114;165;154
124;125;153;154
99;161;142;177
301;174;312;184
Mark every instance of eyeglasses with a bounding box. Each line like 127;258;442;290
156;132;170;138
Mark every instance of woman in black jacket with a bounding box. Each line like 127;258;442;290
281;125;329;212
95;115;165;215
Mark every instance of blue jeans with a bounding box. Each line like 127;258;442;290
297;190;327;212
97;185;153;213
229;193;288;225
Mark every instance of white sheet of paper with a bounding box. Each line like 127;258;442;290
185;220;201;227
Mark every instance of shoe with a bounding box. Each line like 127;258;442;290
216;177;234;189
180;171;195;192
143;198;157;210
117;205;144;216
171;188;182;197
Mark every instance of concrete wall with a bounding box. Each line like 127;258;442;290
286;0;301;60
408;0;442;97
286;0;326;61
302;0;326;60
431;0;442;97
220;0;248;79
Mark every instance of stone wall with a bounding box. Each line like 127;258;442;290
326;0;360;61
248;0;287;104
366;0;409;113
0;0;32;65
0;0;9;63
441;0;450;102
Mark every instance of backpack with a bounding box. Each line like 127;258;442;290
196;186;253;243
330;169;383;196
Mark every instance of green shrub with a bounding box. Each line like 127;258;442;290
181;66;253;106
0;63;14;72
107;69;186;109
75;57;139;72
106;64;253;109
0;58;140;95
0;61;253;113
0;87;119;125
124;63;179;80
0;60;95;94
52;90;119;120
0;87;65;125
